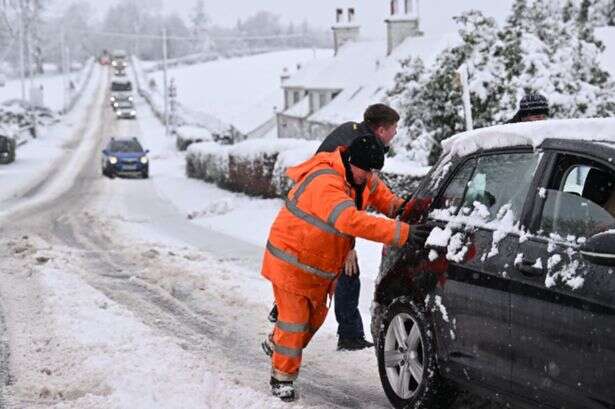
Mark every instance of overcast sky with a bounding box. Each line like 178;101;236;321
81;0;514;39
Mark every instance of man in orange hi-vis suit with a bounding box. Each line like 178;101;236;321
261;136;430;401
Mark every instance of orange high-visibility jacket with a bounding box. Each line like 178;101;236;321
262;148;410;302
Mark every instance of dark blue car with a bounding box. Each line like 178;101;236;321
101;137;149;178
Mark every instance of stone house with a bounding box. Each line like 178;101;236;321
276;0;455;141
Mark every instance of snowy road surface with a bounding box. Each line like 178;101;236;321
0;66;492;408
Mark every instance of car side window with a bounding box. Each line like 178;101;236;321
539;159;615;240
460;152;540;223
433;159;476;212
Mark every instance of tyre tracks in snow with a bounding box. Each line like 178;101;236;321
1;67;495;408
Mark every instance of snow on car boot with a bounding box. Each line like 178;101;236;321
270;377;296;402
261;333;275;357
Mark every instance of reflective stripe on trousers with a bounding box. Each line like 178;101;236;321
271;285;328;381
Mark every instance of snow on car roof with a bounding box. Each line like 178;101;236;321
442;118;615;159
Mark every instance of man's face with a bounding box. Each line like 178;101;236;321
522;114;546;122
350;164;371;186
375;123;398;146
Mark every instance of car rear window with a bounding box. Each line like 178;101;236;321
109;140;142;152
111;81;132;92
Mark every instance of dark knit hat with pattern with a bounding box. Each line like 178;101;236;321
518;92;549;117
347;135;385;171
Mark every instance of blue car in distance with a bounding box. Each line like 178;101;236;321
101;137;149;179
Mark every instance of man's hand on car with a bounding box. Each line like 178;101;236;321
344;249;359;276
407;224;432;249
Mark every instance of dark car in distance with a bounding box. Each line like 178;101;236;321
372;118;615;409
101;137;149;178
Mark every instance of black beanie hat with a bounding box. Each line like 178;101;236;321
519;92;549;117
347;135;385;171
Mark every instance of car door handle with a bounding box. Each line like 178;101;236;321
516;260;545;278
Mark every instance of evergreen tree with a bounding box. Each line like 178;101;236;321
390;0;615;165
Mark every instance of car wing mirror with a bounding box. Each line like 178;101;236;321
145;149;150;154
102;149;108;155
580;231;615;267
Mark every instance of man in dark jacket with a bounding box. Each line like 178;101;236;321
267;103;401;351
508;92;549;123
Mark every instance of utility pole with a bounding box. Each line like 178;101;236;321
60;30;66;112
162;27;169;137
18;0;25;100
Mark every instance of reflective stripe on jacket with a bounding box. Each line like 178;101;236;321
261;148;409;301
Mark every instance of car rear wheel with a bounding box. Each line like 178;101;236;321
377;297;457;409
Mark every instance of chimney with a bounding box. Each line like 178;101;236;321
386;0;422;55
332;8;360;56
280;67;290;84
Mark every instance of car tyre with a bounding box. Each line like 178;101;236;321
377;297;457;409
142;169;149;179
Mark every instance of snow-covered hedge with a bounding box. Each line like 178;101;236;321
186;138;429;198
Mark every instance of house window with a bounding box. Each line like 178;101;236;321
293;91;301;105
310;92;318;113
319;92;327;108
405;0;413;14
390;0;398;15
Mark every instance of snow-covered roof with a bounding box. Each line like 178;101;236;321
595;26;615;78
442;118;615;159
308;33;459;125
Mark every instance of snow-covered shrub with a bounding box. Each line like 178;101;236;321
175;125;213;151
187;139;320;198
186;139;429;199
391;0;615;165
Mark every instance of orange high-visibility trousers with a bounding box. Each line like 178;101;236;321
271;285;329;381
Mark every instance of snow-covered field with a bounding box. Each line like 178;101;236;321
147;49;332;135
1;67;91;112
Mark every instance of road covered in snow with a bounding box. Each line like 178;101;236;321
0;62;394;408
0;59;493;408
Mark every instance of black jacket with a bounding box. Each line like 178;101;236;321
316;121;383;153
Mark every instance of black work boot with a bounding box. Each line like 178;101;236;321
270;377;296;402
261;334;274;357
268;304;278;323
337;337;374;351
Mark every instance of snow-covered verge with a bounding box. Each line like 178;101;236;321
186;138;429;198
0;64;104;209
60;58;95;115
0;235;296;409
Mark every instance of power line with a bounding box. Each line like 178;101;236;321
68;28;306;42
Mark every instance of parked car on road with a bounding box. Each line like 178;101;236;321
113;100;136;119
101;137;149;178
0;131;16;164
372;118;615;409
